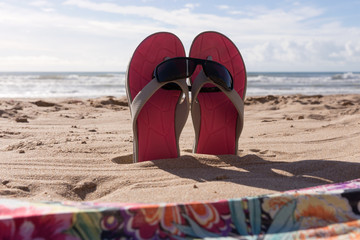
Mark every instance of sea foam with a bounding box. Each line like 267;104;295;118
0;72;359;98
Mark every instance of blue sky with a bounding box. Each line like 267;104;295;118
0;0;359;72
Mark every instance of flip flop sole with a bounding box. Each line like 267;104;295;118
127;32;186;162
190;31;246;155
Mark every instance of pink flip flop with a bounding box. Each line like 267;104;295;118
126;32;189;162
189;31;247;155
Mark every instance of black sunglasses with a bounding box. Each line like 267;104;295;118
154;57;233;91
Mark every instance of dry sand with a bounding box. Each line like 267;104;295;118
0;94;359;203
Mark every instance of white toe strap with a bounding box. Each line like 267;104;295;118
191;70;244;154
130;78;190;162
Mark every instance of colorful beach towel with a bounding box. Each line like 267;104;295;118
1;179;360;239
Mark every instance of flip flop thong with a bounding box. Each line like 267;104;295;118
126;32;189;162
189;31;247;155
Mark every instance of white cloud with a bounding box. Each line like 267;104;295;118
0;1;359;71
62;0;205;31
29;0;55;12
0;55;77;71
244;39;360;71
61;1;327;40
62;0;180;21
185;3;200;9
229;10;246;15
30;0;51;7
217;5;229;10
0;2;159;37
0;54;125;72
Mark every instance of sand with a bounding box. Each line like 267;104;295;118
0;94;359;203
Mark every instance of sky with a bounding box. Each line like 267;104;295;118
0;0;359;72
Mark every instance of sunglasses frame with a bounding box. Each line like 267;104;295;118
154;57;234;91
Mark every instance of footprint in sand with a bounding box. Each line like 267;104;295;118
15;117;28;123
31;100;60;107
72;180;97;200
0;181;31;196
307;114;326;120
111;154;133;164
261;119;277;122
249;149;277;158
249;149;261;153
338;100;354;106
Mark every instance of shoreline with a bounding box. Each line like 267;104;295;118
1;94;359;203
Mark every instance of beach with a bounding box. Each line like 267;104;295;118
1;94;359;203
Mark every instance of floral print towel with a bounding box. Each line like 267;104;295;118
1;179;360;239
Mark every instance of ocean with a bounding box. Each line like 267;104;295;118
0;72;359;98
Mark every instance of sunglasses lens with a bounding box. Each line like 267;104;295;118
187;59;197;76
155;58;233;91
156;58;187;82
205;62;233;90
